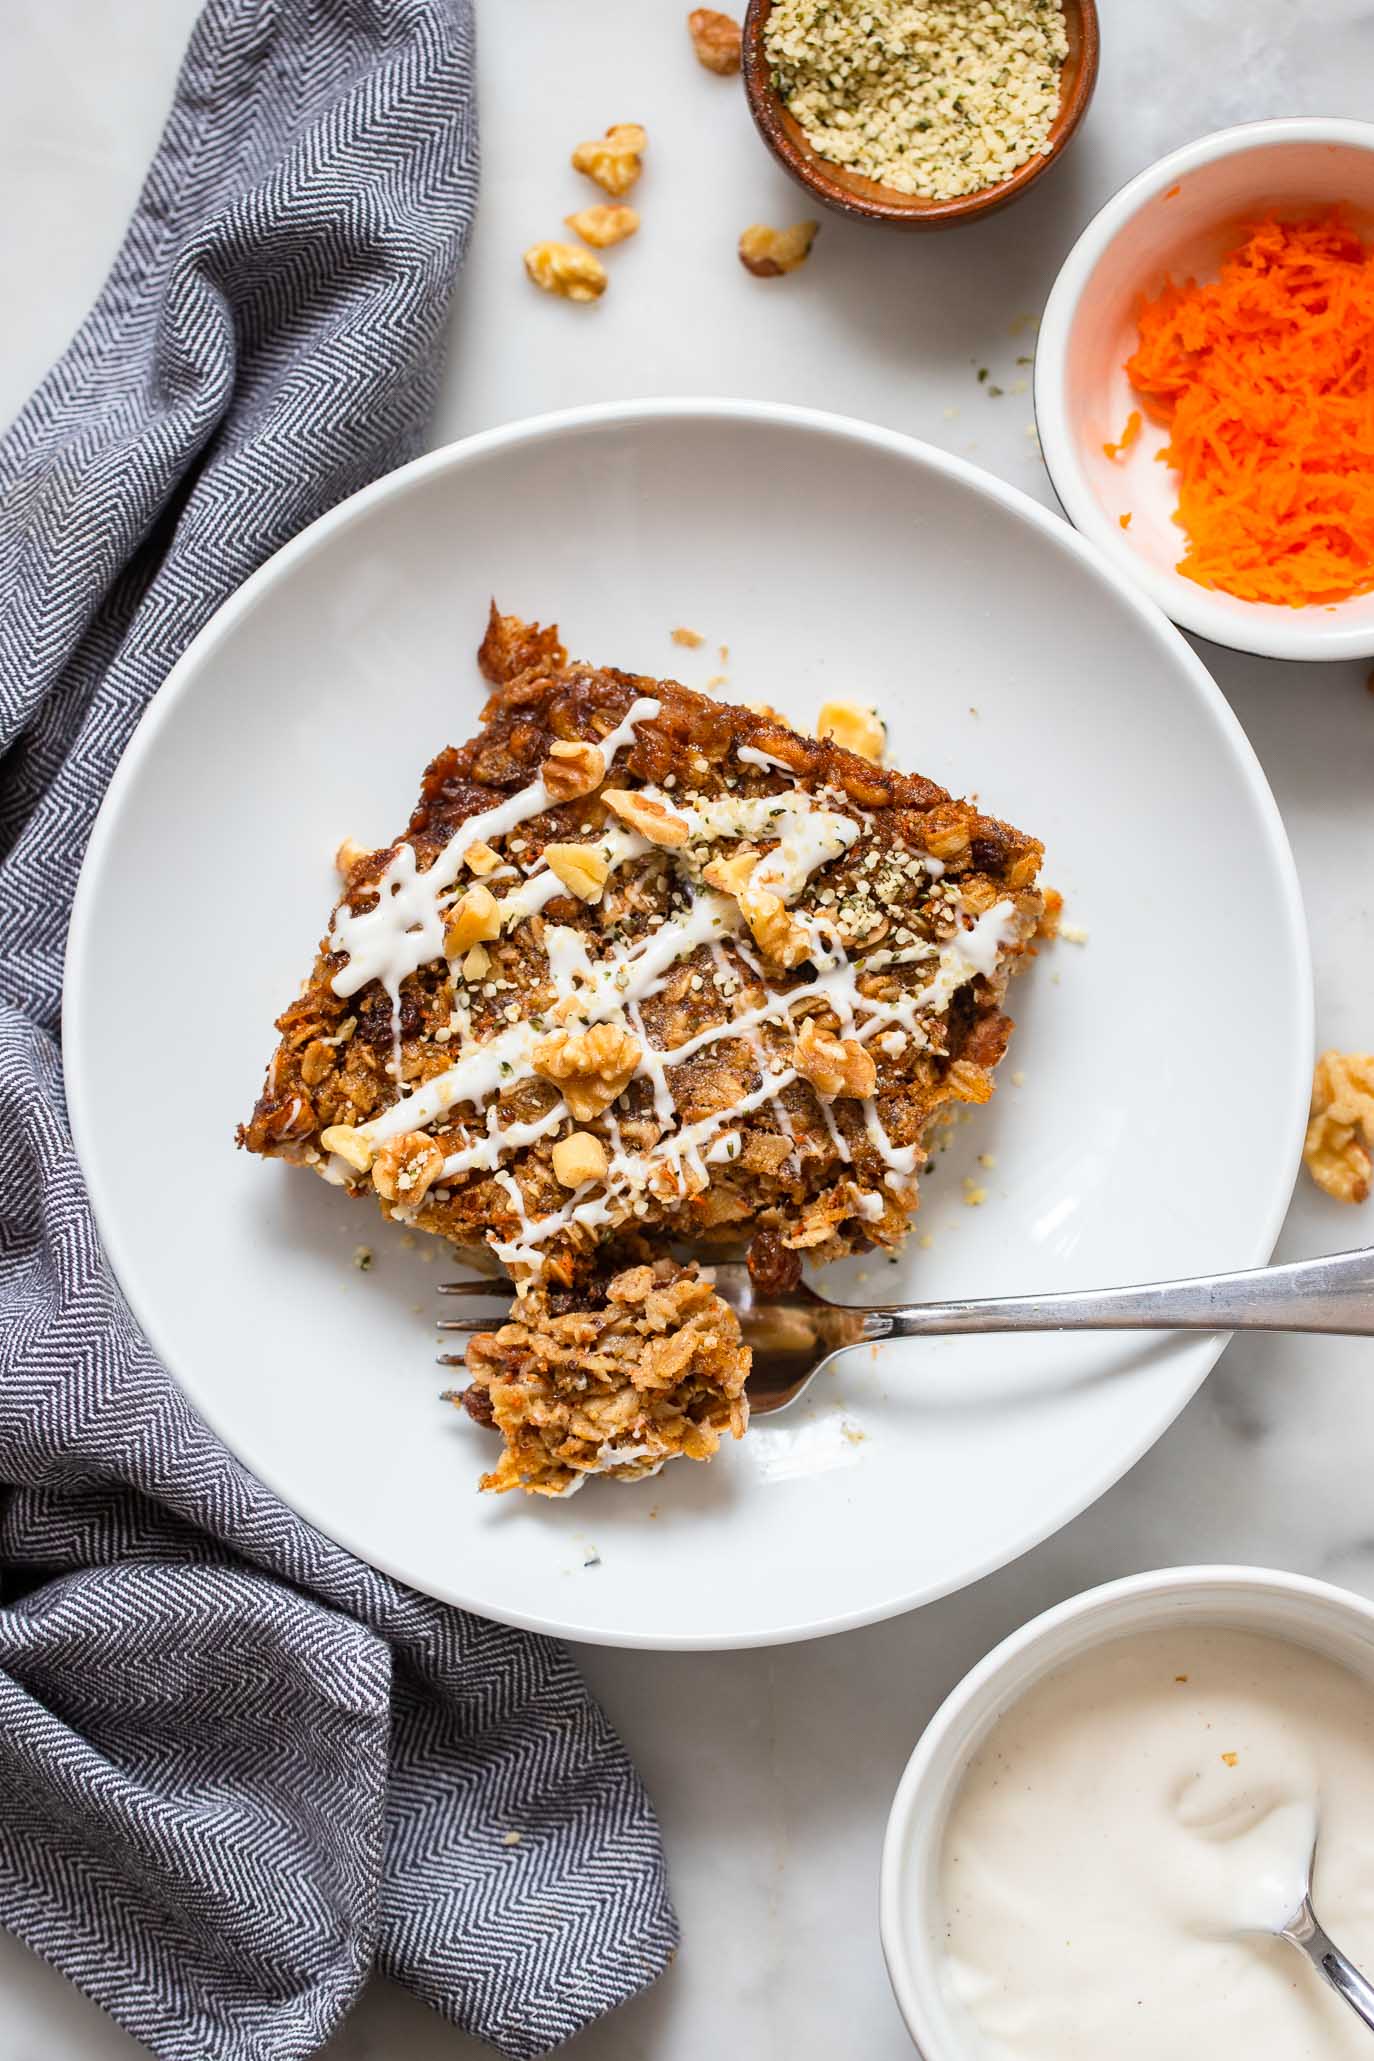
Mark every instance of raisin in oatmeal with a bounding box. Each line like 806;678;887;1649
239;606;1046;1497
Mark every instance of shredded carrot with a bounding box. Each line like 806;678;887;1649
1125;214;1374;607
1119;512;1133;529
1164;183;1182;201
1103;409;1141;459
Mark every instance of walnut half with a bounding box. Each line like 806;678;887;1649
793;1018;877;1100
524;241;608;303
533;1021;642;1121
1305;1050;1374;1204
739;221;818;277
688;7;742;72
571;123;647;197
565;204;640;248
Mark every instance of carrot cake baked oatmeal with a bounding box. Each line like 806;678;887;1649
239;607;1046;1497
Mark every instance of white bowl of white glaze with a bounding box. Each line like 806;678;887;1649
1035;119;1374;661
880;1564;1374;2058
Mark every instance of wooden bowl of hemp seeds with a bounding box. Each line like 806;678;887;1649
742;0;1099;229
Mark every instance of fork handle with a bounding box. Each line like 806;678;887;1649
866;1247;1374;1340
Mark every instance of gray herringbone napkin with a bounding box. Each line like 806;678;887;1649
0;3;677;2056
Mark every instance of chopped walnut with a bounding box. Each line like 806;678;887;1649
793;1018;877;1099
320;1123;375;1173
445;884;501;955
335;836;368;876
542;737;606;801
524;241;608;303
672;626;705;649
688;7;741;72
532;1021;642;1120
544;841;610;901
461;839;501;876
552;1130;609;1187
462;944;490;981
565;203;639;248
1305;1050;1374;1204
702;849;760;898
739;220;818;277
740;884;810;970
602;786;690;847
372;1130;446;1206
818;700;886;764
571;123;646;197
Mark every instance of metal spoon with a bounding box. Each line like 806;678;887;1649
1267;1838;1374;2034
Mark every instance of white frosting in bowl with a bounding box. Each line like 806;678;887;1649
936;1625;1374;2059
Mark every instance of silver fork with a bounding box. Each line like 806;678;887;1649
439;1246;1374;1418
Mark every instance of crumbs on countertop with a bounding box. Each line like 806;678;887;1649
352;1245;374;1270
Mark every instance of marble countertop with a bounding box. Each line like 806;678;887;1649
5;1;1374;2054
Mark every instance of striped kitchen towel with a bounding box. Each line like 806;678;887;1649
0;3;677;2057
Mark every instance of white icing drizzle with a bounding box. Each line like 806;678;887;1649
328;717;1021;1272
737;744;796;773
327;697;661;1002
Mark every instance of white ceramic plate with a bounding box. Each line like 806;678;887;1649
65;401;1311;1651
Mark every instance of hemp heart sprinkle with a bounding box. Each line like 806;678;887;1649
763;0;1069;202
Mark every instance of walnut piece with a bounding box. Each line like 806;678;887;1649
565;203;640;248
551;1130;609;1187
739;220;818;277
445;884;501;955
532;1021;642;1120
542;737;606;801
571;123;646;197
1305;1050;1374;1204
672;626;705;648
544;841;610;901
371;1130;446;1206
461;838;501;876
462;944;490;982
702;849;760;898
740;883;810;970
524;241;608;303
793;1018;877;1099
602;786;690;847
320;1123;375;1173
688;7;741;72
818;699;886;764
335;836;368;876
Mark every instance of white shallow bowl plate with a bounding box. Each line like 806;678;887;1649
65;401;1310;1651
1036;119;1374;661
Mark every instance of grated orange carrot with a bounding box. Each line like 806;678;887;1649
1103;410;1141;459
1124;214;1374;607
1119;512;1133;529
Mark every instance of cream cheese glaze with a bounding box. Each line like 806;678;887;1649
937;1626;1374;2060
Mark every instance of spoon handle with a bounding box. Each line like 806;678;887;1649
866;1247;1374;1340
1284;1895;1374;2034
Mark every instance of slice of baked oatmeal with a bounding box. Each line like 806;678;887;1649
239;606;1046;1496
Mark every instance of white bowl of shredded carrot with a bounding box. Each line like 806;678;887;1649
1035;118;1374;661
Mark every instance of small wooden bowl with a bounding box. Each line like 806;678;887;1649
742;0;1100;230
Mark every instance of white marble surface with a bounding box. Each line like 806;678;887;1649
4;0;1374;2054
